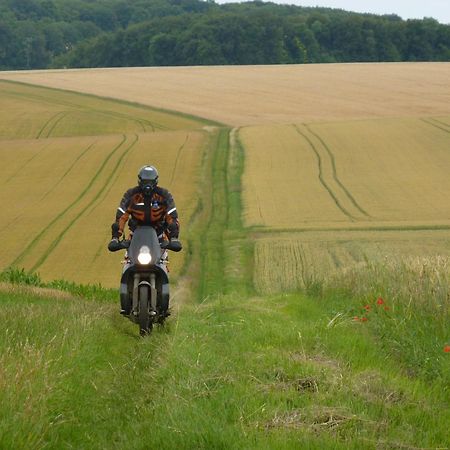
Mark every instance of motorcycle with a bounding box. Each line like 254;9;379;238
108;225;182;336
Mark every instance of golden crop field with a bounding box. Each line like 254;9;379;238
1;63;449;125
239;116;450;293
1;63;450;295
253;230;450;294
0;80;205;139
240;118;450;229
0;81;208;287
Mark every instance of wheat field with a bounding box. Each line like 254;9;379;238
253;229;450;294
1;64;450;293
240;118;450;229
1;63;449;125
0;81;208;286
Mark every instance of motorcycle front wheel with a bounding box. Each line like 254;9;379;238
138;284;152;336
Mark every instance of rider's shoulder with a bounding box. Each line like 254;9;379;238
154;186;172;197
124;186;141;196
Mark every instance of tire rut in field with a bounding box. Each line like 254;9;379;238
36;111;68;139
5;142;51;183
10;135;128;268
41;142;96;200
2;143;96;231
83;133;142;218
422;118;450;134
5;81;173;136
303;124;371;218
169;133;191;185
294;124;369;222
88;109;170;133
30;134;140;272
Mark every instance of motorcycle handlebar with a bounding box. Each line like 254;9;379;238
160;240;183;252
108;239;182;253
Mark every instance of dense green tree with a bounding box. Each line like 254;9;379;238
0;0;448;69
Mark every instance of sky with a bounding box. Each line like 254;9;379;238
214;0;450;24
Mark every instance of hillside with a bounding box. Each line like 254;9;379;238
0;80;216;285
1;63;450;125
0;0;449;70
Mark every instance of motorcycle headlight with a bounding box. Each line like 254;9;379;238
137;246;152;265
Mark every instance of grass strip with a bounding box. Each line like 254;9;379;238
197;128;230;300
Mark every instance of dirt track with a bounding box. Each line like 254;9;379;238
1;63;450;125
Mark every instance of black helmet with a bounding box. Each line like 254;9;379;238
138;165;159;195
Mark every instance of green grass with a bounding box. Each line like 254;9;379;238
322;256;450;382
1;286;448;449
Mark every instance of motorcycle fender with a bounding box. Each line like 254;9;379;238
138;280;157;312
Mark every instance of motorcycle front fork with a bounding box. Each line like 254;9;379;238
132;273;157;315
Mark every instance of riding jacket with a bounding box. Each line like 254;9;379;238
112;186;179;239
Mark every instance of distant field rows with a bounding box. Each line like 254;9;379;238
0;80;204;139
1;63;449;125
253;230;450;294
240;118;450;229
236;111;450;294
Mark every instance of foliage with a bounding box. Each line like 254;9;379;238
0;0;215;69
56;7;450;68
0;0;449;69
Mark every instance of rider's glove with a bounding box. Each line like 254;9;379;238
169;237;182;252
108;237;120;252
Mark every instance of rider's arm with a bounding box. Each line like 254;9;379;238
165;191;179;239
111;188;134;238
115;189;133;222
118;211;130;237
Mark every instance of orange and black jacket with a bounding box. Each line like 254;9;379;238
112;186;179;239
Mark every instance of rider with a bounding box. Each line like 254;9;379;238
110;165;180;252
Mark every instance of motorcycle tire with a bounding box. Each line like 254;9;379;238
138;284;152;336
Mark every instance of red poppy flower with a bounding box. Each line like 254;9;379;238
444;345;450;353
360;317;368;322
364;305;371;311
377;297;384;305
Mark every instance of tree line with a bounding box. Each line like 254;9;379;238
1;0;449;70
